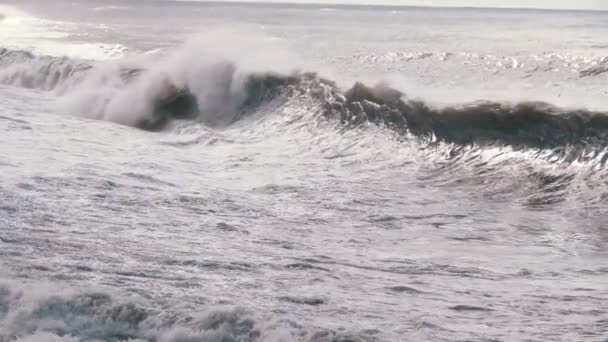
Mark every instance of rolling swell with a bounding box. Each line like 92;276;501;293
212;72;608;150
331;81;608;149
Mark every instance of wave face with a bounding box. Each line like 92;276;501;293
321;81;608;149
223;73;608;151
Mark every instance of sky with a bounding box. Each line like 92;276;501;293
205;0;608;10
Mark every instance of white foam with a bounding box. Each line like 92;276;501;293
0;5;126;61
56;28;304;126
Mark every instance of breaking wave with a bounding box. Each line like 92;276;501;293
0;48;92;91
1;40;608;153
0;280;364;342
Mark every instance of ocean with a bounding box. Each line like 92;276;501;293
0;1;607;341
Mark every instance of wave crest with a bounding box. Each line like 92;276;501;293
328;80;608;148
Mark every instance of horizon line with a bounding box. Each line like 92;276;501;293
173;0;608;12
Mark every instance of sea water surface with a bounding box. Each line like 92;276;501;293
0;1;607;341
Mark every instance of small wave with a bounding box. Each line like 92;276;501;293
449;305;494;312
0;280;371;342
347;50;606;77
0;48;92;91
580;56;608;77
93;5;131;12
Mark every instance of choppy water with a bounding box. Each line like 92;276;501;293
1;1;608;341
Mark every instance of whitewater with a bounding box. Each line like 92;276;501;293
1;0;607;341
